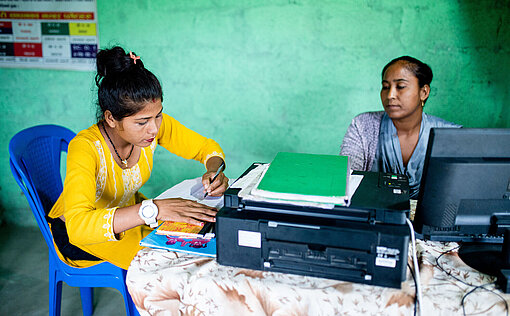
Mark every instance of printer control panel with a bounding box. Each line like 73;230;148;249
381;173;407;188
379;173;408;195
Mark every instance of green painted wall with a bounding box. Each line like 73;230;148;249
1;0;509;227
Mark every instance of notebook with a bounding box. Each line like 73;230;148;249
156;220;215;239
251;152;350;205
140;226;216;257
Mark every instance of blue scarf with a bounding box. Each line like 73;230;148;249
372;112;460;198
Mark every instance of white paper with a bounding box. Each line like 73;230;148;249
156;177;223;209
233;164;364;209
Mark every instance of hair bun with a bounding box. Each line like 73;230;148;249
95;46;143;87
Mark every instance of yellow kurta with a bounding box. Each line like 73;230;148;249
49;113;225;269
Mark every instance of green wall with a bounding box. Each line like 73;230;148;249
1;0;509;227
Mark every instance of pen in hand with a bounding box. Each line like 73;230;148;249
204;162;225;198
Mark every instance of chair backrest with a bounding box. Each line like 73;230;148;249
9;125;76;249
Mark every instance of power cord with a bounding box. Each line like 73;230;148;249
407;262;417;316
406;218;422;316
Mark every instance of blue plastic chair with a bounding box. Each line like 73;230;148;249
9;125;139;316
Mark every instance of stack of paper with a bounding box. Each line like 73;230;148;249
250;152;351;205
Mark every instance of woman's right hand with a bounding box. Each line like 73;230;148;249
153;198;218;226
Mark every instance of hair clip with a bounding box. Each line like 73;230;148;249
129;51;140;64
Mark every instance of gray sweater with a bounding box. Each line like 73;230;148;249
340;111;384;171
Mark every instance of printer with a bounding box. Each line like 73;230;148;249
216;164;410;289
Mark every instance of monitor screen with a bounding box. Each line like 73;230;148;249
413;128;510;281
414;128;510;242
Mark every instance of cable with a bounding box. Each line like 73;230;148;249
406;218;422;316
435;246;508;316
460;285;495;316
407;262;417;316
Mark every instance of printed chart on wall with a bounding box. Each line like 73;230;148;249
0;0;98;71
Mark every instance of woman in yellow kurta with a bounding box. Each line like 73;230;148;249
49;46;228;270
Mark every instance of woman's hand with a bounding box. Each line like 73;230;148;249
154;198;217;226
202;157;229;196
202;170;228;197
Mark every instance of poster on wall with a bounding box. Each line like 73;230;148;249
0;0;98;71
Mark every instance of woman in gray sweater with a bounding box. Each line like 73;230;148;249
340;56;460;198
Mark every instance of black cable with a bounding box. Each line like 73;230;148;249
435;245;509;316
407;262;417;316
460;285;496;316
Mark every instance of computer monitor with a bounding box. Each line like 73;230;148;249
414;128;510;281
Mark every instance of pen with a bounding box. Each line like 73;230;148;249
198;221;215;236
204;162;225;198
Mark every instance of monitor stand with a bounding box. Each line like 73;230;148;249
458;228;510;292
458;243;506;276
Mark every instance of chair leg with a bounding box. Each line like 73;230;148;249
119;284;139;316
129;293;140;316
49;269;62;316
79;287;94;316
115;269;139;316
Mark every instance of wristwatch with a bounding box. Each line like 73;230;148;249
139;199;159;228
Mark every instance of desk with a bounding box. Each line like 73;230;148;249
126;184;510;315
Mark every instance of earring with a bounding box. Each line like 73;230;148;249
421;100;425;107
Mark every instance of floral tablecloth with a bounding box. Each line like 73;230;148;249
126;239;510;316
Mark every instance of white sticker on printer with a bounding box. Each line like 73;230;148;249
375;246;399;268
238;230;261;248
375;257;397;268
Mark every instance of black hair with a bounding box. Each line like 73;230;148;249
94;46;163;122
381;56;433;88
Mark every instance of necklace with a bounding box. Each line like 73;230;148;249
101;122;134;168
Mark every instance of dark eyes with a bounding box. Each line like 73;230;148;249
381;85;406;90
138;114;162;126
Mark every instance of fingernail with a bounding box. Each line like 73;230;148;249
200;222;204;226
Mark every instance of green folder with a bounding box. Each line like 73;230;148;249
252;152;350;204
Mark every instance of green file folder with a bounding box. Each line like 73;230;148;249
252;152;350;204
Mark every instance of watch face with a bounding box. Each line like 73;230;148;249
142;205;156;218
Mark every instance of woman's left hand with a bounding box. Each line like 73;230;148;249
202;170;229;197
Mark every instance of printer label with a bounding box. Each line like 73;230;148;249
238;230;261;248
375;257;397;268
375;246;400;268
